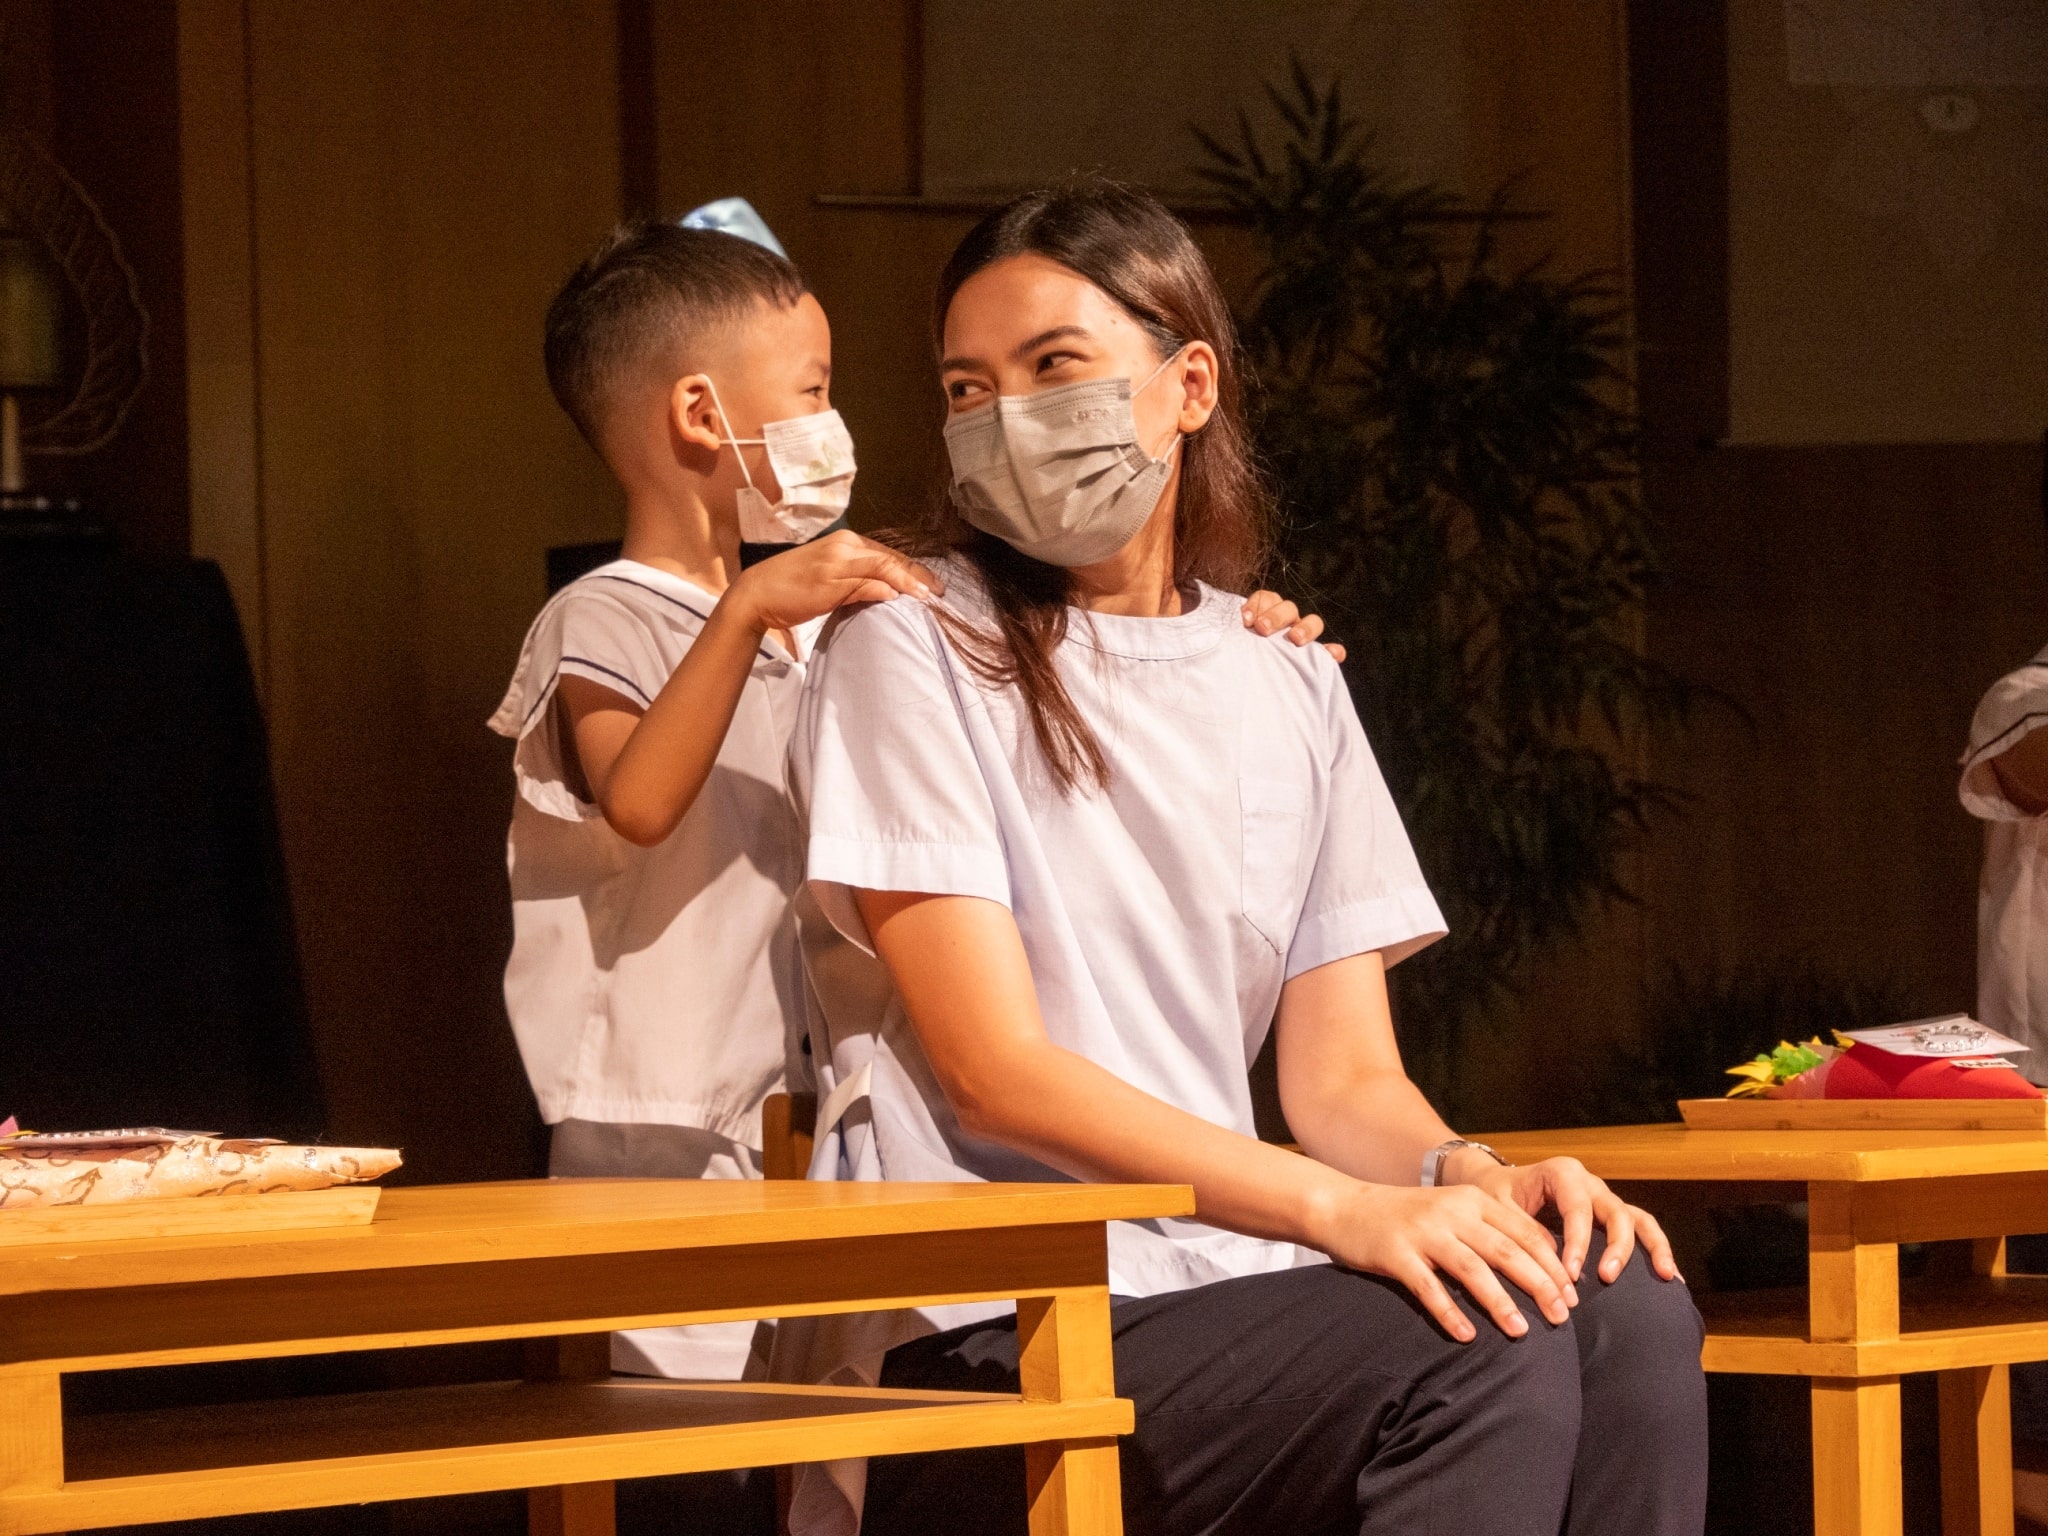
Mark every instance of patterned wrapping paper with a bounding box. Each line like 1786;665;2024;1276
0;1135;402;1209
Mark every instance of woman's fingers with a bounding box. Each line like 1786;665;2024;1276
1642;1210;1682;1281
1553;1173;1595;1284
1479;1187;1576;1304
1434;1242;1531;1339
1610;1202;1681;1282
1475;1226;1571;1325
1322;641;1348;664
1394;1256;1477;1344
1287;612;1325;645
1593;1194;1639;1283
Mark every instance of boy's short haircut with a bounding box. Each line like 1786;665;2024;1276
544;218;808;448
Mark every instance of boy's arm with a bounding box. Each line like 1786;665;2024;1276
565;531;937;846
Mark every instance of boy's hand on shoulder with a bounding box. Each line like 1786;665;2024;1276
727;530;943;636
1244;590;1345;664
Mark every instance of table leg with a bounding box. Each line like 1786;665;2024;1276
1812;1377;1903;1534
1940;1365;2015;1536
1924;1236;2015;1536
525;1335;616;1536
0;1368;63;1491
1017;1287;1123;1536
1809;1183;1904;1536
0;1368;65;1536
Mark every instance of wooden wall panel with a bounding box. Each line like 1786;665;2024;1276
651;0;959;530
181;1;624;1177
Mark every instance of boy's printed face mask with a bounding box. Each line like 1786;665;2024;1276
941;348;1184;568
704;379;857;544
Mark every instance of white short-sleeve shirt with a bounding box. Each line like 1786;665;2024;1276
1960;646;2048;1085
789;565;1447;1298
488;560;822;1145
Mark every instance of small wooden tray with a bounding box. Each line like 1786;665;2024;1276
0;1186;381;1246
1678;1097;2048;1132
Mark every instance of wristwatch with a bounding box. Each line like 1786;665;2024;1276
1421;1138;1507;1188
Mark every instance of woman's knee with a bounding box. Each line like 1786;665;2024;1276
1573;1241;1707;1422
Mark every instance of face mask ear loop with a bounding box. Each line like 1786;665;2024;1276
1134;345;1190;464
700;376;761;492
1133;343;1188;399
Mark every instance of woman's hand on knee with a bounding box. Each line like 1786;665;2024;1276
1476;1156;1682;1286
1315;1183;1576;1343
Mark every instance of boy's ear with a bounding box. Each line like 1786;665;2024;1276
669;375;727;455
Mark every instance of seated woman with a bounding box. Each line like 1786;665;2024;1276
789;182;1706;1536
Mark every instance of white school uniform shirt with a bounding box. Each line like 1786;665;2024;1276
776;566;1446;1536
487;559;822;1146
1959;646;2048;1085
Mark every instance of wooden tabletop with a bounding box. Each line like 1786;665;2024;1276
0;1179;1195;1296
1481;1123;2048;1182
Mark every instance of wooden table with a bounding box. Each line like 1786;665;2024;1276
1488;1124;2048;1536
0;1178;1193;1536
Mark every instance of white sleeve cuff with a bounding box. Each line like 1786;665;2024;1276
808;835;1012;953
1285;887;1448;980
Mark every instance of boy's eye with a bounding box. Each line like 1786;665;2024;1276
1035;351;1080;375
947;378;989;401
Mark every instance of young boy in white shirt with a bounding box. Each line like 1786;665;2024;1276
490;216;1332;1380
489;220;938;1378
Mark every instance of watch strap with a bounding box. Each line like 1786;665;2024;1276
1421;1138;1506;1188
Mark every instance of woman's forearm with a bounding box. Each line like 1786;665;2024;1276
1273;953;1479;1188
859;890;1363;1248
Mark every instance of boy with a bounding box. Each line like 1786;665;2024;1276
490;216;1330;1379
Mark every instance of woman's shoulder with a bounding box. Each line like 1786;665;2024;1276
811;585;952;679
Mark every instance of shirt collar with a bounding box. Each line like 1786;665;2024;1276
1066;582;1237;661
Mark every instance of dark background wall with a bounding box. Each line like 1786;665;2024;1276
1628;0;2046;1065
2;0;2039;1164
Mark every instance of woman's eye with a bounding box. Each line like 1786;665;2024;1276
947;379;987;401
1036;352;1077;374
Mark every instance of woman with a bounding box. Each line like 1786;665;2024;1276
788;182;1706;1536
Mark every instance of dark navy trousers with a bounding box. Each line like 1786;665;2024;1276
864;1237;1708;1536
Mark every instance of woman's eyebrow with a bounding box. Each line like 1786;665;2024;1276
939;325;1095;375
1010;325;1091;360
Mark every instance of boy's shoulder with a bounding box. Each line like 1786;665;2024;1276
547;560;718;633
489;561;715;740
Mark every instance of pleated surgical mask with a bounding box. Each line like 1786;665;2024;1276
704;379;857;544
942;348;1185;567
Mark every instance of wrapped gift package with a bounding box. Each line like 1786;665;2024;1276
0;1128;402;1209
1725;1016;2043;1102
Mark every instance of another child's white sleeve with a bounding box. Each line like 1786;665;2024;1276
792;600;1008;954
1961;655;2048;821
1285;672;1447;980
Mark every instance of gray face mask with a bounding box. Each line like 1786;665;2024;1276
942;349;1184;567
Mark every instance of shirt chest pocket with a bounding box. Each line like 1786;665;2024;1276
1239;773;1308;953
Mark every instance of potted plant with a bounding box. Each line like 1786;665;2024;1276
1198;67;1695;1113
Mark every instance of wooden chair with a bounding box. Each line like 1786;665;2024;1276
760;1092;817;1182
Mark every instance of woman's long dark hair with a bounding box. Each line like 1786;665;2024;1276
923;180;1272;793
